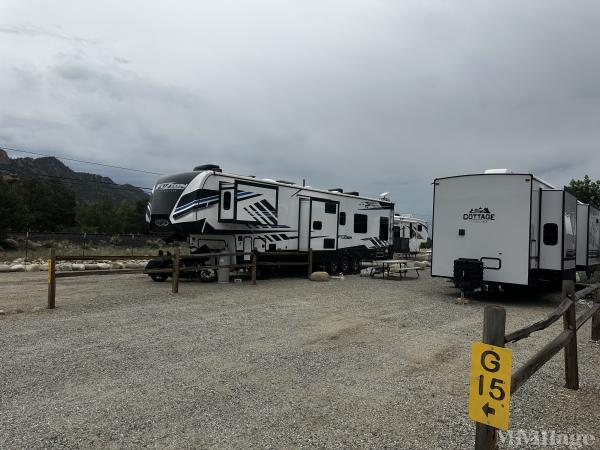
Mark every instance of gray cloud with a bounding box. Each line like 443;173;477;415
1;0;599;219
0;23;98;44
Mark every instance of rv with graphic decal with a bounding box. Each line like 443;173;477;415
146;164;394;277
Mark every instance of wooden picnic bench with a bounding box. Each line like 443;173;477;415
364;260;424;279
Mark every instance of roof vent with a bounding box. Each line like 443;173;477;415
484;168;512;174
194;164;221;172
328;188;343;193
346;191;359;196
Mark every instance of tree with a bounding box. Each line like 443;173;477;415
75;196;147;234
20;178;77;231
568;175;600;208
0;177;146;235
0;179;27;237
119;199;148;234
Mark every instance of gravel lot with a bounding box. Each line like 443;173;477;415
1;271;599;449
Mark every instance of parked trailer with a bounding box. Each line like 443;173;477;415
146;164;394;275
576;203;600;273
392;214;429;254
431;170;578;291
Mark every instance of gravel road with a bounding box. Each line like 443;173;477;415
1;271;599;449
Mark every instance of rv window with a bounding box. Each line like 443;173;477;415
323;238;335;249
313;221;322;230
325;202;337;214
379;217;389;240
354;214;368;233
417;224;423;232
223;191;231;210
543;223;559;246
339;212;346;226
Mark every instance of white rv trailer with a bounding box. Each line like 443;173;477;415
431;170;578;290
576;203;600;272
393;214;429;253
146;165;394;273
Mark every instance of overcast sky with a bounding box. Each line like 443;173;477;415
1;0;599;219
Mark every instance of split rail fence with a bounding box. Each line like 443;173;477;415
475;281;600;450
47;248;313;309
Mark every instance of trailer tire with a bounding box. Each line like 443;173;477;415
150;274;169;282
340;255;352;273
351;255;361;274
329;258;340;275
199;269;217;282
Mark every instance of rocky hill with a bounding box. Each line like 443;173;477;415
0;149;148;204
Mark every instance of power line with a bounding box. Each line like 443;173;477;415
0;145;164;176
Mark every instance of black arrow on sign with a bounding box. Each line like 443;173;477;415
482;402;496;417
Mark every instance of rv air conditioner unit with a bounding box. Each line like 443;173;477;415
193;164;222;172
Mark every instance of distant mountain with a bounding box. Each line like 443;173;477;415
0;149;148;204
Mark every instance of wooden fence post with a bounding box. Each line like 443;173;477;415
172;247;180;294
562;280;579;390
592;288;600;342
251;253;257;286
47;248;56;309
308;248;313;277
475;305;506;450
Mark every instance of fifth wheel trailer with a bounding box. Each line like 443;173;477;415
146;164;394;274
431;171;578;290
576;203;600;273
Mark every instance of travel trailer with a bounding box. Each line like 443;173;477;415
576;203;600;273
146;165;394;274
431;170;578;291
393;214;429;254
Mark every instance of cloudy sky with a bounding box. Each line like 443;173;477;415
1;0;599;219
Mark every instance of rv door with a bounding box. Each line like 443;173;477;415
298;198;310;251
539;189;577;272
219;182;235;221
243;236;252;261
310;199;338;251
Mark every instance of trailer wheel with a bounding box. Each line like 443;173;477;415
150;274;169;282
199;269;216;282
340;255;352;273
329;258;340;275
351;255;361;273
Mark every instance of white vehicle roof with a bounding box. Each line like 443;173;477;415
394;214;428;225
211;170;394;204
434;171;556;189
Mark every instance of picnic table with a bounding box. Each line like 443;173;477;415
364;259;410;279
365;260;425;279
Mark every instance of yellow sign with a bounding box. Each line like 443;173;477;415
48;260;52;283
468;341;512;430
